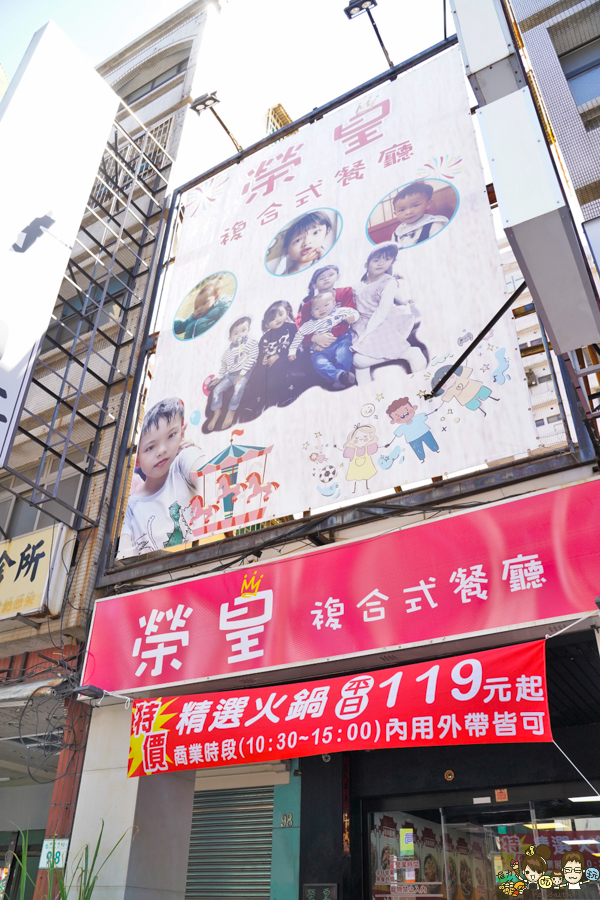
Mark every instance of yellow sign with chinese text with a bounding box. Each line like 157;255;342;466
0;527;54;619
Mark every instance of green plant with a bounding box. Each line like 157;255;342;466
13;822;128;900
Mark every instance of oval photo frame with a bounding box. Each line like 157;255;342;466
173;271;237;341
265;208;343;277
366;178;459;248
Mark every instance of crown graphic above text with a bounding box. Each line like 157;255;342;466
240;571;263;598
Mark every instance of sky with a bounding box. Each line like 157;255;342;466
0;0;456;156
0;0;482;226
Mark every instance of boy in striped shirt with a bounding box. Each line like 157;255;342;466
207;317;258;431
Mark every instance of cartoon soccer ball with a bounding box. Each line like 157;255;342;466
319;465;337;483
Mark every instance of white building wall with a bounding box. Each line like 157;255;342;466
69;702;196;900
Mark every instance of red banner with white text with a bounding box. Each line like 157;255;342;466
128;640;550;777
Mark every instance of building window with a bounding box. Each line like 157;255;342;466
120;56;189;106
547;414;562;424
530;338;543;346
266;104;293;135
538;374;553;384
0;451;86;538
560;36;600;107
535;419;545;427
42;276;130;354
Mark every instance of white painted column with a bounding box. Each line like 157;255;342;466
69;703;195;900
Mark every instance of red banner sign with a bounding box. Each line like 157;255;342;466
128;641;550;777
86;481;599;694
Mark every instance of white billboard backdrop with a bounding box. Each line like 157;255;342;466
118;48;538;559
0;21;119;464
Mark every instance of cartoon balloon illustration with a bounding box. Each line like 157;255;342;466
586;868;599;882
538;876;552;889
361;403;375;417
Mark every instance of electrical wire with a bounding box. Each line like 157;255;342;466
2;526;96;783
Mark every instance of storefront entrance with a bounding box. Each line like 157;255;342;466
365;789;600;900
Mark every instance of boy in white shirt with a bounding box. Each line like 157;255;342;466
392;182;448;248
120;398;203;557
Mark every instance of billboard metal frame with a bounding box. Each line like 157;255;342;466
0;100;173;535
97;34;597;588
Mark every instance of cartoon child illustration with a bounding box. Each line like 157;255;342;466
207;317;259;431
385;397;441;463
392;182;448;248
120;398;203;557
343;424;378;493
352;244;428;386
280;211;332;275
499;880;526;896
431;364;499;416
498;860;526;897
288;291;358;389
561;851;590;891
550;871;565;890
522;845;552;890
174;278;232;340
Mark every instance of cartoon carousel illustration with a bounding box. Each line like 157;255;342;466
185;430;278;538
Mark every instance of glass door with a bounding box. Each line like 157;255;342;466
367;798;600;900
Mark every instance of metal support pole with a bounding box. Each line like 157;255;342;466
557;355;597;460
440;807;450;900
210;107;243;153
443;0;447;40
366;8;394;69
529;801;539;845
425;280;527;399
537;316;575;453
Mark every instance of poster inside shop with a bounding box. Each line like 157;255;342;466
497;832;600;897
369;810;496;900
117;47;538;558
127;641;551;778
369;815;600;900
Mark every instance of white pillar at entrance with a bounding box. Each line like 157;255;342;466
69;703;195;900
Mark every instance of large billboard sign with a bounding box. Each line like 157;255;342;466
117;47;537;559
84;479;599;694
127;641;550;776
0;22;119;463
